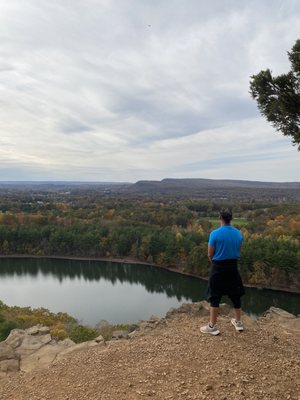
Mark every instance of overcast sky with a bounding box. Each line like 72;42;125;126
0;0;300;182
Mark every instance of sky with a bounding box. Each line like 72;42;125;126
0;0;300;183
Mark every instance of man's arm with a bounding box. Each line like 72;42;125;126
208;245;215;262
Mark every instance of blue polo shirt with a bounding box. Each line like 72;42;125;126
208;225;243;261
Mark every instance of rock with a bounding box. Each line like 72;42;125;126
137;321;154;332
5;326;52;358
24;325;50;336
1;324;108;375
0;359;19;373
38;326;51;334
1;325;81;375
165;308;177;318
5;329;26;349
94;335;104;343
15;333;52;358
128;324;139;333
261;307;300;331
0;343;16;361
26;326;40;335
20;340;75;373
264;307;296;320
166;301;210;318
144;316;167;329
111;330;129;340
149;315;160;321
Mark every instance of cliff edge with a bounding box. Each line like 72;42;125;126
1;303;299;400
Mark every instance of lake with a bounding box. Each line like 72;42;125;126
0;258;299;325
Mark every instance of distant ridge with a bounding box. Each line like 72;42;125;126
131;178;300;190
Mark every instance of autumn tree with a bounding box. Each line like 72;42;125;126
250;39;300;149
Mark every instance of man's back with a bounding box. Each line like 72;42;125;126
208;225;243;261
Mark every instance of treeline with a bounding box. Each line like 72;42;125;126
0;189;299;291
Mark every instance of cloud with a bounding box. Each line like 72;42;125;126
0;0;299;181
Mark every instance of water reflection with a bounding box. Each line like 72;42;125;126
0;258;205;302
0;258;299;322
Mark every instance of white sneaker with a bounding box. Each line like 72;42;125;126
200;323;220;335
231;318;244;331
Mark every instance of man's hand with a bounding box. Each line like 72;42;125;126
208;245;215;262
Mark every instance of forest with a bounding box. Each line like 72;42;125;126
0;182;299;292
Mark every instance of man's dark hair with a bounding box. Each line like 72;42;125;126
219;208;232;224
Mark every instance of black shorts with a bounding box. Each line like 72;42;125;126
207;259;245;308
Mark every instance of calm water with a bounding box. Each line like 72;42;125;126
0;258;299;325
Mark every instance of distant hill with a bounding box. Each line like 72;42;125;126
1;179;299;202
131;178;300;190
128;178;300;202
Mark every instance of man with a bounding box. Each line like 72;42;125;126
200;208;245;335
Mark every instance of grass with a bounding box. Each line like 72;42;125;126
199;217;247;229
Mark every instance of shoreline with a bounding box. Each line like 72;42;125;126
0;254;299;294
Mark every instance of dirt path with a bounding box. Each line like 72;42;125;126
1;311;299;400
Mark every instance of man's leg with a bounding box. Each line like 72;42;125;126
200;296;221;335
234;307;241;322
210;306;219;326
229;295;244;331
229;295;242;320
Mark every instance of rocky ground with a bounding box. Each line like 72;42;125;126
1;303;299;400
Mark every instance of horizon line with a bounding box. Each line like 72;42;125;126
0;177;300;184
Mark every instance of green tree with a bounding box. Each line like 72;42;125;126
250;39;300;149
1;240;9;255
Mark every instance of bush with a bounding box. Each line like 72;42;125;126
50;327;68;341
0;320;18;342
68;325;99;343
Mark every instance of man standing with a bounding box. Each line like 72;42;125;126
200;209;245;335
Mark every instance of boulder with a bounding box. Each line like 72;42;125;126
264;307;296;320
26;325;50;335
20;339;75;373
0;326;106;376
0;326;77;376
0;359;19;373
15;333;52;358
94;335;105;343
166;301;210;318
5;329;26;349
5;326;52;358
111;330;129;340
128;323;139;333
0;342;16;361
261;307;300;331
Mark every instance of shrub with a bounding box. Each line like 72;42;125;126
0;320;18;342
68;325;99;343
50;327;68;341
